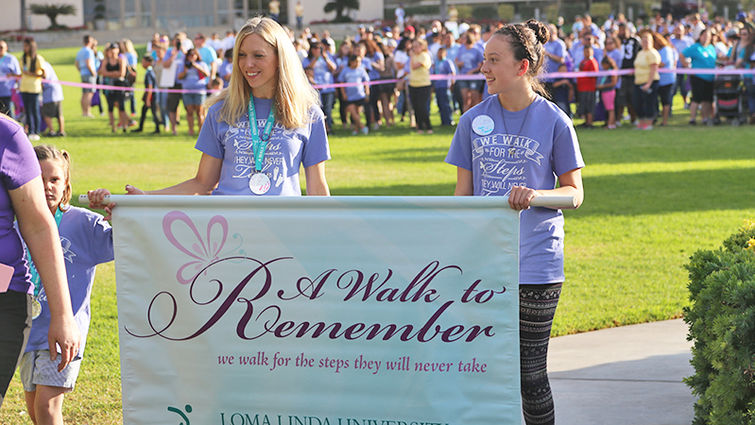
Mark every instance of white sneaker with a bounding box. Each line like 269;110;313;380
28;134;40;141
360;127;369;135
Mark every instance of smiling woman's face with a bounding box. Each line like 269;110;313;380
237;33;278;99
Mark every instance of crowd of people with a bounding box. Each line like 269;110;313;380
2;7;752;424
1;8;753;140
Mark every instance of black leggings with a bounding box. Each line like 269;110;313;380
409;85;432;130
0;291;32;406
520;282;562;425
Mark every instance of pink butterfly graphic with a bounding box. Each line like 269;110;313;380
162;211;233;285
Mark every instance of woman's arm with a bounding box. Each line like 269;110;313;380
304;161;330;196
126;153;222;195
10;176;80;372
508;168;583;210
453;167;474;196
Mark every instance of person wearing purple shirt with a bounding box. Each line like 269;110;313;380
177;48;210;137
0;41;22;116
18;145;113;424
446;21;584;425
110;17;330;198
0;116;79;408
543;24;567;100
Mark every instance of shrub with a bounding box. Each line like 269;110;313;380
684;220;755;425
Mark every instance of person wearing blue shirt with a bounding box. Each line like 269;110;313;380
0;41;21;116
543;24;567;98
432;47;456;126
655;33;677;126
177;48;209;137
40;62;65;136
303;41;337;133
338;55;370;135
74;36;97;117
682;28;717;125
670;24;694;106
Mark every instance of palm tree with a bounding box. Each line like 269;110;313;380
324;0;360;22
29;3;76;29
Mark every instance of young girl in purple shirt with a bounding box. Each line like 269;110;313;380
19;145;113;424
446;20;585;425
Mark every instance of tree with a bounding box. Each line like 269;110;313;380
29;3;76;29
324;0;360;22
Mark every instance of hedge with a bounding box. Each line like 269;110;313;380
684;220;755;425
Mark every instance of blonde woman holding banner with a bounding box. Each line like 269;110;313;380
445;20;584;425
90;17;330;208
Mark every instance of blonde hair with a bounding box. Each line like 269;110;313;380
33;144;72;210
206;16;320;129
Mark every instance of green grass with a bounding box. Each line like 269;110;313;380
1;45;754;424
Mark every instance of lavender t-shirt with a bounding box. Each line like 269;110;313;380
0;116;39;294
24;207;114;357
196;98;331;196
445;95;585;284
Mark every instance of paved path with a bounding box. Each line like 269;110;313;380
547;319;696;425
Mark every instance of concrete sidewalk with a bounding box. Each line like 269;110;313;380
548;319;696;425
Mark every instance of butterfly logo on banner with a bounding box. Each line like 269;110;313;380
162;211;245;285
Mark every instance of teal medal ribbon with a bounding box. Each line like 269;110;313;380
247;97;275;195
26;207;63;319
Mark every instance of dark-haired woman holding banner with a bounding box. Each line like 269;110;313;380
446;20;584;425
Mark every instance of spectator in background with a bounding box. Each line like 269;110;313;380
40;61;65;137
617;23;641;124
133;55;161;134
0;40;21;116
303;40;337;133
735;23;755;124
361;39;385;131
432;46;455;126
543;24;567;99
74;35;96;117
163;36;186;135
177;48;209;137
597;56;618;129
682;27;717;125
670;23;693;107
98;42;129;133
218;48;233;88
395;3;405;29
551;63;573;117
18;37;45;141
268;0;280;23
576;44;598;128
194;33;218;82
295;1;304;31
119;39;139;119
408;38;433;134
653;31;676;126
339;54;370;135
146;32;160;54
455;33;484;112
633;29;661;130
377;42;397;127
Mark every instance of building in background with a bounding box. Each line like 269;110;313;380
2;0;85;31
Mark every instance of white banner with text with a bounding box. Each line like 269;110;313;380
112;196;521;425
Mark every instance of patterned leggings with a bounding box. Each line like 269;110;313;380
520;282;562;425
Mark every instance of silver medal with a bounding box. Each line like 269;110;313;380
249;173;271;195
31;298;42;319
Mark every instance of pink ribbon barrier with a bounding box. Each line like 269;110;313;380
2;67;752;93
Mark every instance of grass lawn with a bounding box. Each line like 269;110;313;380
0;45;753;424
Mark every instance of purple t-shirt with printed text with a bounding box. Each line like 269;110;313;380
0;116;40;294
196;98;331;196
445;95;585;284
24;207;114;358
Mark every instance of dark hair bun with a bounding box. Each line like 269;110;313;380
526;19;549;44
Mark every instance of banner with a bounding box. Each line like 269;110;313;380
112;196;521;425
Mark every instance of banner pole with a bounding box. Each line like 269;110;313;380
79;194;577;209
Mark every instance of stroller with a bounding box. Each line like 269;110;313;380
713;68;745;125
